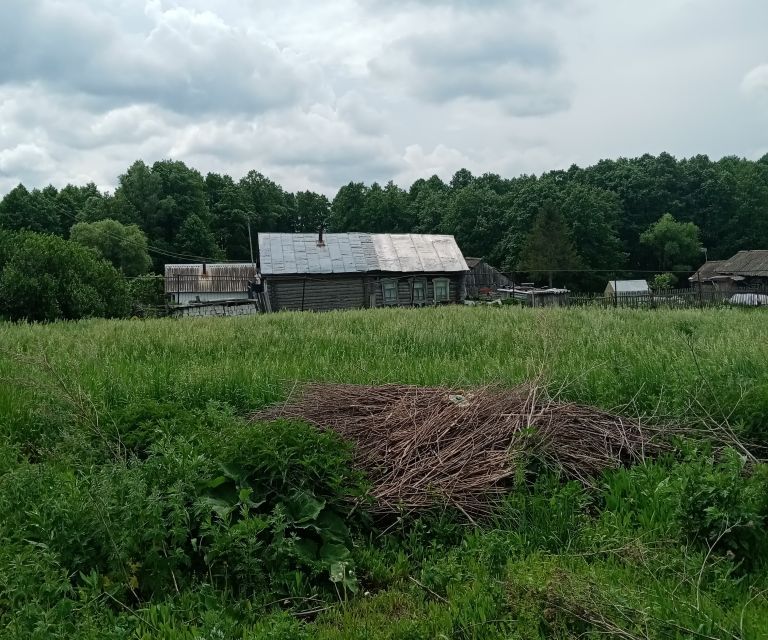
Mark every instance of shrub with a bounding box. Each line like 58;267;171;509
0;231;130;321
128;274;166;317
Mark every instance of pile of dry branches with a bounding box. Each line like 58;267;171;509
252;383;664;517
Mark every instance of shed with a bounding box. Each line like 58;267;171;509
498;286;570;307
689;251;768;292
165;263;259;305
688;260;741;292
604;279;650;297
258;232;469;311
464;257;513;297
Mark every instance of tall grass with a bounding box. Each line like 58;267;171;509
1;306;766;435
1;306;768;639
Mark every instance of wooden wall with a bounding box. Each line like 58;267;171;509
266;273;466;311
268;277;366;311
465;261;512;297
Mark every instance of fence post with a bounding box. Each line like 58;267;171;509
697;270;703;308
613;276;618;308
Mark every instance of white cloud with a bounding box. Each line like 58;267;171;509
0;0;766;198
0;0;308;115
742;64;768;96
369;12;570;116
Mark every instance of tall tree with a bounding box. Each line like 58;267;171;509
0;184;63;235
518;204;582;287
294;191;330;232
238;171;290;232
329;182;368;231
70;219;152;277
175;214;223;261
640;213;702;272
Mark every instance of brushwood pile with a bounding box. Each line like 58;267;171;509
253;383;666;517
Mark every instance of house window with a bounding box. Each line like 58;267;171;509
412;278;427;305
433;277;450;303
381;279;398;305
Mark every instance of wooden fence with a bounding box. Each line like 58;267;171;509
568;286;768;309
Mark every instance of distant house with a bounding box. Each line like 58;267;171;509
165;263;259;305
690;251;768;292
464;257;513;298
604;279;650;297
258;232;469;312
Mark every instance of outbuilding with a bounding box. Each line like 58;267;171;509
165;263;260;305
690;251;768;292
604;279;650;298
464;257;513;298
258;232;469;311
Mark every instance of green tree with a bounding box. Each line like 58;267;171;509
329;182;368;231
409;175;449;233
518;204;582;287
294;191;330;232
0;230;130;321
640;213;702;272
0;184;63;235
361;181;412;232
176;214;223;260
238;171;290;232
442;184;505;262
70;219;152;277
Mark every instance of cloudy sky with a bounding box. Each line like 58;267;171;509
0;0;766;196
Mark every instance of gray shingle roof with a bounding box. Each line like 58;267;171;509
718;250;768;277
258;233;468;276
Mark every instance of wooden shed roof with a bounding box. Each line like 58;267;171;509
258;233;468;276
718;250;768;277
164;263;258;294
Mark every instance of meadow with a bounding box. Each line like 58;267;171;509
1;306;768;639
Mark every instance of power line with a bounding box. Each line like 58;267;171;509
56;206;247;264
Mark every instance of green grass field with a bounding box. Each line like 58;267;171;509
1;306;767;639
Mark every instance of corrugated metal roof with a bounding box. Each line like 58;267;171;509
258;233;468;275
718;250;768;277
609;279;650;293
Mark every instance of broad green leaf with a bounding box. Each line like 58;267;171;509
284;490;325;524
320;542;350;563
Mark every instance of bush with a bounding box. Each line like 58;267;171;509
128;274;166;317
0;230;130;321
0;404;368;610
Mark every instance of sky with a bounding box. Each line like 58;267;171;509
0;0;766;196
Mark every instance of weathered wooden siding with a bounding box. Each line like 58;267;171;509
266;273;466;311
268;277;367;311
465;261;512;296
371;274;464;307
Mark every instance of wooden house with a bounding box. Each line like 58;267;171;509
258;232;469;311
690;251;768;292
464;257;513;298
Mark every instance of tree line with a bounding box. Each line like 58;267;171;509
0;152;766;319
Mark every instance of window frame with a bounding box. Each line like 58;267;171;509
433;277;451;303
411;277;427;305
381;278;399;305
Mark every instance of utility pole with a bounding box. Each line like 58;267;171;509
247;215;255;270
